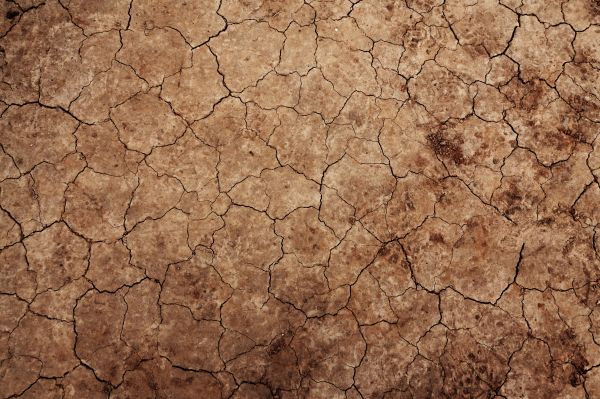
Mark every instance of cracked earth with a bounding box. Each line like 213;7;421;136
0;0;600;398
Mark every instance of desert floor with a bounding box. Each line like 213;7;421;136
1;0;600;398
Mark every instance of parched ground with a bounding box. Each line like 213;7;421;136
1;0;600;398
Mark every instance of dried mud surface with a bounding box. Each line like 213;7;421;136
1;0;600;398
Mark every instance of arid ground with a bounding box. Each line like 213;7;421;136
1;0;600;398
